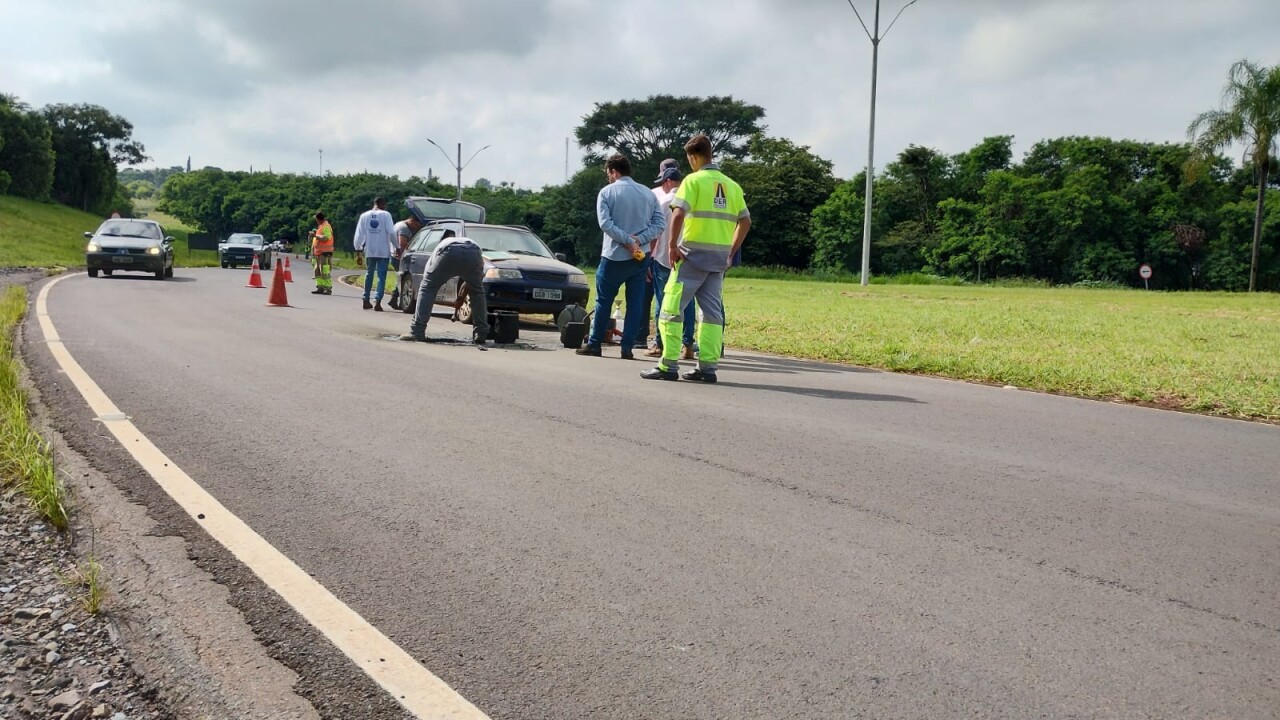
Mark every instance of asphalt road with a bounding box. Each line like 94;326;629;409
28;266;1280;719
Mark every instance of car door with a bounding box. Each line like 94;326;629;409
404;228;443;290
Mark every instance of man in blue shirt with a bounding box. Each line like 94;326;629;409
577;153;666;360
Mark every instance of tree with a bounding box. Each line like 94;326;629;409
0;95;54;199
1188;59;1280;291
575;95;766;182
41;103;147;214
720;135;836;268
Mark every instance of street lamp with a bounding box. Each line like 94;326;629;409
427;139;492;201
846;0;919;285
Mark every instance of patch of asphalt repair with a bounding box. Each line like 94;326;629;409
18;273;413;720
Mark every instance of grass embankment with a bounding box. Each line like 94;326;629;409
0;286;68;529
0;196;218;268
723;280;1280;420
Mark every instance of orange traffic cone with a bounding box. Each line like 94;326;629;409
267;261;290;307
283;256;294;283
246;257;265;288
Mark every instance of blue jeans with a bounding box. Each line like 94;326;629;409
652;261;695;348
589;257;649;349
362;256;390;301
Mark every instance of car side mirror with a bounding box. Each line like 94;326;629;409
163;236;174;244
83;232;93;239
555;253;567;262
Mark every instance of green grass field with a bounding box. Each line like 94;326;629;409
722;280;1280;420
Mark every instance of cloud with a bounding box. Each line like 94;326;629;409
2;0;1277;188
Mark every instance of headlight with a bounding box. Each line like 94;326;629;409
86;243;101;253
146;246;161;255
485;268;523;280
566;273;588;286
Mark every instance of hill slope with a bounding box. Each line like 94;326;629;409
0;196;216;268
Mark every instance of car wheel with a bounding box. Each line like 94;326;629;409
154;266;165;280
399;274;416;314
456;284;474;325
103;270;113;277
88;269;99;278
165;264;174;277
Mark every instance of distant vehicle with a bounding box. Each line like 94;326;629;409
219;233;273;269
397;220;589;323
83;219;174;280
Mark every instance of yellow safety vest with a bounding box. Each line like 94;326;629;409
670;163;749;270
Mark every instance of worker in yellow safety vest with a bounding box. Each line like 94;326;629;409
641;134;751;383
310;211;335;295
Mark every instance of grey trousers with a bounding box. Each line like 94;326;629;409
409;244;490;341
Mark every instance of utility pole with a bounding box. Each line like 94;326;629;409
846;0;919;285
427;139;492;201
565;137;570;183
318;148;323;175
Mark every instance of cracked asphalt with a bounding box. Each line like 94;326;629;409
21;265;1280;719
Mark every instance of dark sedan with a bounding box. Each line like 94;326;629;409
397;223;589;322
83;219;174;279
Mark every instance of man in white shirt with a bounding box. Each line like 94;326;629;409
648;163;697;359
353;197;398;311
402;233;490;345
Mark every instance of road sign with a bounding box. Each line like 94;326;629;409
1139;263;1152;290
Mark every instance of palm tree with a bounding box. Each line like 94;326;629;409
1188;59;1280;292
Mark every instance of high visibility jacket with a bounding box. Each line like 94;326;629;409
312;221;334;254
669;163;749;271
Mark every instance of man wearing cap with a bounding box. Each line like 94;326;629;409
576;153;665;360
648;160;698;359
353;197;398;311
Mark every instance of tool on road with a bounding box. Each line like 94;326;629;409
267;260;290;307
283;256;294;283
246;258;265;288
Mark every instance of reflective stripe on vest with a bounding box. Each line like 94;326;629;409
312;222;334;254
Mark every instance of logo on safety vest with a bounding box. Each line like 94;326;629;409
714;183;727;210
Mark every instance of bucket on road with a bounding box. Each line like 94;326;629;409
490;310;520;344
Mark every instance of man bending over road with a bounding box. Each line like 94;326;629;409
402;235;490;346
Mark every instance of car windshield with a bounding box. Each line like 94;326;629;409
467;227;553;258
97;221;161;240
407;198;486;223
228;234;265;246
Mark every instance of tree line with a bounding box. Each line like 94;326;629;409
0;94;146;216
7;58;1276;291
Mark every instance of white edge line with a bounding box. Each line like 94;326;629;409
35;274;489;720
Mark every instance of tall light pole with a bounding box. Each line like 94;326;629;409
427;139;492;201
847;0;918;285
318;148;323;175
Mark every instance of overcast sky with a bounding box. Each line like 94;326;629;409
2;0;1276;189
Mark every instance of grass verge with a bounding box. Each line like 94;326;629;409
63;556;106;615
0;285;70;529
723;280;1280;421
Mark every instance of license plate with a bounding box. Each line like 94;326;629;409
112;256;133;264
532;288;562;301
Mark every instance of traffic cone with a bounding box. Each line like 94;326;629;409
267;261;290;307
283;256;294;283
246;257;265;288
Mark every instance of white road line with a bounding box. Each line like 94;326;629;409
36;274;489;720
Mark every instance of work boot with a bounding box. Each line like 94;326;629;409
645;345;662;357
575;345;602;357
363;299;373;310
682;369;717;384
374;301;384;312
323;288;332;295
311;288;325;295
681;344;696;361
400;332;427;342
640;366;679;381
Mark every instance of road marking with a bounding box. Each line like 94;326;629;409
36;274;489;720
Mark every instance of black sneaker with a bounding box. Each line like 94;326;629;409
311;288;325;295
620;350;635;360
641;367;679;381
575;345;602;357
363;299;373;310
682;369;718;383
